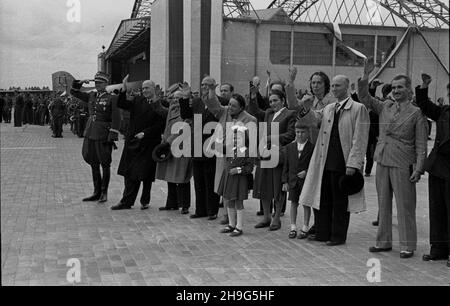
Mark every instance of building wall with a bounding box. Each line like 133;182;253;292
221;20;449;100
150;0;169;88
184;0;202;91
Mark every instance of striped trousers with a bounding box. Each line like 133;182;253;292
375;164;417;252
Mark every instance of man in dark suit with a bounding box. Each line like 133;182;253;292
49;98;66;138
179;77;221;220
14;92;24;127
0;93;4;123
111;76;168;211
416;76;450;267
282;122;315;239
70;72;121;204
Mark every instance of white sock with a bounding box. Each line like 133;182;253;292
291;224;297;231
227;207;236;227
236;209;244;230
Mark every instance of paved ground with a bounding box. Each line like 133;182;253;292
1;122;449;286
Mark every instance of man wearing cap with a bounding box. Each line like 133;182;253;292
111;76;168;211
298;75;369;246
71;72;121;204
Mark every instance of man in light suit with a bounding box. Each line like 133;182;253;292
359;58;428;259
298;75;369;246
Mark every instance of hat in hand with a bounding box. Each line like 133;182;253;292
127;138;141;151
152;142;172;162
339;171;364;196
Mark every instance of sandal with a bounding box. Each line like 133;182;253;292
297;230;309;239
230;228;243;237
220;225;235;234
288;230;297;239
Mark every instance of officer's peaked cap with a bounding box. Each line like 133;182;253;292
94;72;110;83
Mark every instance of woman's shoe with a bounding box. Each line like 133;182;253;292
400;251;414;259
288;230;297;239
230;228;243;237
220;225;235;234
269;223;281;231
297;230;309;239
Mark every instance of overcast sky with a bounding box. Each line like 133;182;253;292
0;0;272;89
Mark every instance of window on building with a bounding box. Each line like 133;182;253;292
270;31;291;65
293;32;333;66
336;34;375;66
377;35;396;68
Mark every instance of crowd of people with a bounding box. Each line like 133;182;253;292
2;59;448;268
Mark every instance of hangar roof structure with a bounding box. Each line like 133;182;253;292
129;0;448;28
106;0;449;62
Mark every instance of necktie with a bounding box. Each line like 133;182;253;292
335;102;341;114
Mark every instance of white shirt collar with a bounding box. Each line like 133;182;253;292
297;141;307;152
272;107;286;122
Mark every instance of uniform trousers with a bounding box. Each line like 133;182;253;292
428;174;450;256
52;116;63;137
375;164;417;252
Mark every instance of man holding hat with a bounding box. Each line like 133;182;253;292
111;76;167;211
71;72;121;204
298;74;369;246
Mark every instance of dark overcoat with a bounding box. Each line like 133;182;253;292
117;92;167;182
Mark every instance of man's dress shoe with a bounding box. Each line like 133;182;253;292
111;203;132;211
190;214;206;219
254;221;271;229
422;254;448;261
268;223;281;231
369;246;392;253
159;207;178;211
83;193;101;202
326;241;345;246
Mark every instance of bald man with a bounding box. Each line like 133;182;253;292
112;77;168;210
298;75;369;246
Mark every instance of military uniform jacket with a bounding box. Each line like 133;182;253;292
70;88;121;141
49;100;67;118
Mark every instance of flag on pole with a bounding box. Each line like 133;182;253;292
332;22;367;59
345;46;367;59
333;22;343;42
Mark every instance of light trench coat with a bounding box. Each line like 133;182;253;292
299;98;370;213
155;101;193;184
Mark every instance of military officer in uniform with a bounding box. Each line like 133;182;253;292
70;72;121;203
49;98;67;138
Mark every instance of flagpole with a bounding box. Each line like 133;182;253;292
332;36;336;76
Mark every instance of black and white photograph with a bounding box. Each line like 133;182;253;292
1;0;449;290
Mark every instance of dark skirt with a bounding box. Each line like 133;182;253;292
252;164;283;201
217;168;250;201
82;138;112;166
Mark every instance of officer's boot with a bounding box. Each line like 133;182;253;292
98;166;110;203
83;166;102;201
